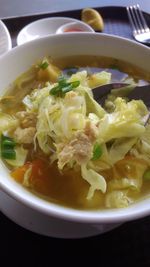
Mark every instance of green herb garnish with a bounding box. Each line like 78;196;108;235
70;81;80;88
1;150;16;159
57;75;67;86
143;170;150;181
1;134;16;159
39;61;49;70
92;143;103;161
61;84;73;93
50;76;80;96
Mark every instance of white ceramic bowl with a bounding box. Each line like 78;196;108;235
0;33;150;238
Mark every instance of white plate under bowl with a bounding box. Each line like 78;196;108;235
17;17;81;46
0;20;12;56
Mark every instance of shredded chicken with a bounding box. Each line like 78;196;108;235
58;132;93;169
14;127;36;144
65;91;78;100
84;121;98;142
16;111;37;128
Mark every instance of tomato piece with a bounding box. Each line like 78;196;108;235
11;162;31;183
11;159;47;184
31;159;46;177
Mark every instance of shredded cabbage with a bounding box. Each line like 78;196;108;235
108;178;141;192
98;98;147;142
19;69;150;205
5;146;28;167
81;164;106;199
105;190;132;208
88;71;111;88
109;137;137;165
23;165;32;187
83;89;106;118
130;125;150;164
69;70;88;87
0;112;18;133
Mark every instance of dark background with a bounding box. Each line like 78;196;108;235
1;212;150;266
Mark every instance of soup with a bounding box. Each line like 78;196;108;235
0;55;150;210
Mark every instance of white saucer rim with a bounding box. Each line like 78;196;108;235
55;20;94;34
0;20;12;55
16;16;80;46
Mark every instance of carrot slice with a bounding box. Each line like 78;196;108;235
11;159;47;184
11;162;31;183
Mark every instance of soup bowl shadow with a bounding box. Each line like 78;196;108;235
0;33;150;238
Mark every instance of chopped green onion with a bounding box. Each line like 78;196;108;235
61;84;73;93
1;149;16;159
50;85;62;95
92;143;103;161
50;76;80;97
1;135;16;147
1;134;16;159
70;80;80;88
143;170;150;181
2;139;16;148
39;61;49;70
57;75;67;86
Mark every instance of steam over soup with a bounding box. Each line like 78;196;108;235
0;55;150;210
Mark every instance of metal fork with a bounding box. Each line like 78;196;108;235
127;4;150;45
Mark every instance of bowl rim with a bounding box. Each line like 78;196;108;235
0;32;150;224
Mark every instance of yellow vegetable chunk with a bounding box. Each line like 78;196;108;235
81;8;104;31
38;60;61;82
88;71;111;88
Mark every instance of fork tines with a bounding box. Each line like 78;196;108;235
127;4;150;34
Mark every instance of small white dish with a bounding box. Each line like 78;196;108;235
0;20;12;56
56;21;94;34
17;17;81;46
